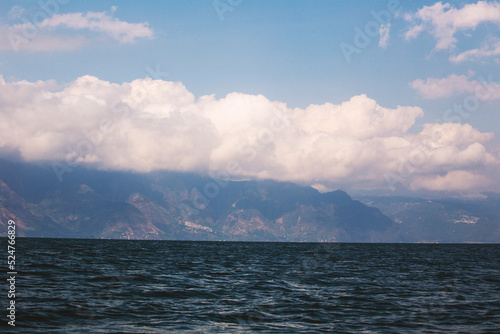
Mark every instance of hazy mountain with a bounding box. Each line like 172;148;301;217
355;195;500;243
0;159;394;242
1;159;499;242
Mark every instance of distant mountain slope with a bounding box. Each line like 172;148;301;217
0;159;394;241
356;195;500;243
0;180;64;237
2;159;499;242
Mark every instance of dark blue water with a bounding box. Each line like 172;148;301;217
3;239;500;333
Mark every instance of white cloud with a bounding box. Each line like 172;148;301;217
378;23;391;48
0;74;497;194
404;1;500;57
404;23;424;40
0;7;153;52
292;95;422;139
410;73;500;100
410;170;490;191
419;123;494;148
450;38;500;62
36;9;154;43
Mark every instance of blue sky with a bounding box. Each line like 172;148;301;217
1;0;500;196
1;1;499;127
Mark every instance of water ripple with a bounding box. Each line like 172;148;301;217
3;239;499;333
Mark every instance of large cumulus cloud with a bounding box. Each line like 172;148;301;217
0;74;498;194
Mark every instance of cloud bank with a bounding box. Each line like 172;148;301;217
0;75;498;194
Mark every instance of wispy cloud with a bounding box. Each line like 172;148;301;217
404;1;500;64
378;23;391;48
404;1;500;51
7;5;26;19
0;29;89;52
0;6;154;53
410;170;490;191
450;38;500;63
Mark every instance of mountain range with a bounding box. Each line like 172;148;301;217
1;159;499;242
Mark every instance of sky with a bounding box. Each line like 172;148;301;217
0;0;500;197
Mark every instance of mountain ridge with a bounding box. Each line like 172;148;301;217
1;159;499;242
0;159;394;241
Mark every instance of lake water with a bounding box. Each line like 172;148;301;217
3;238;500;333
